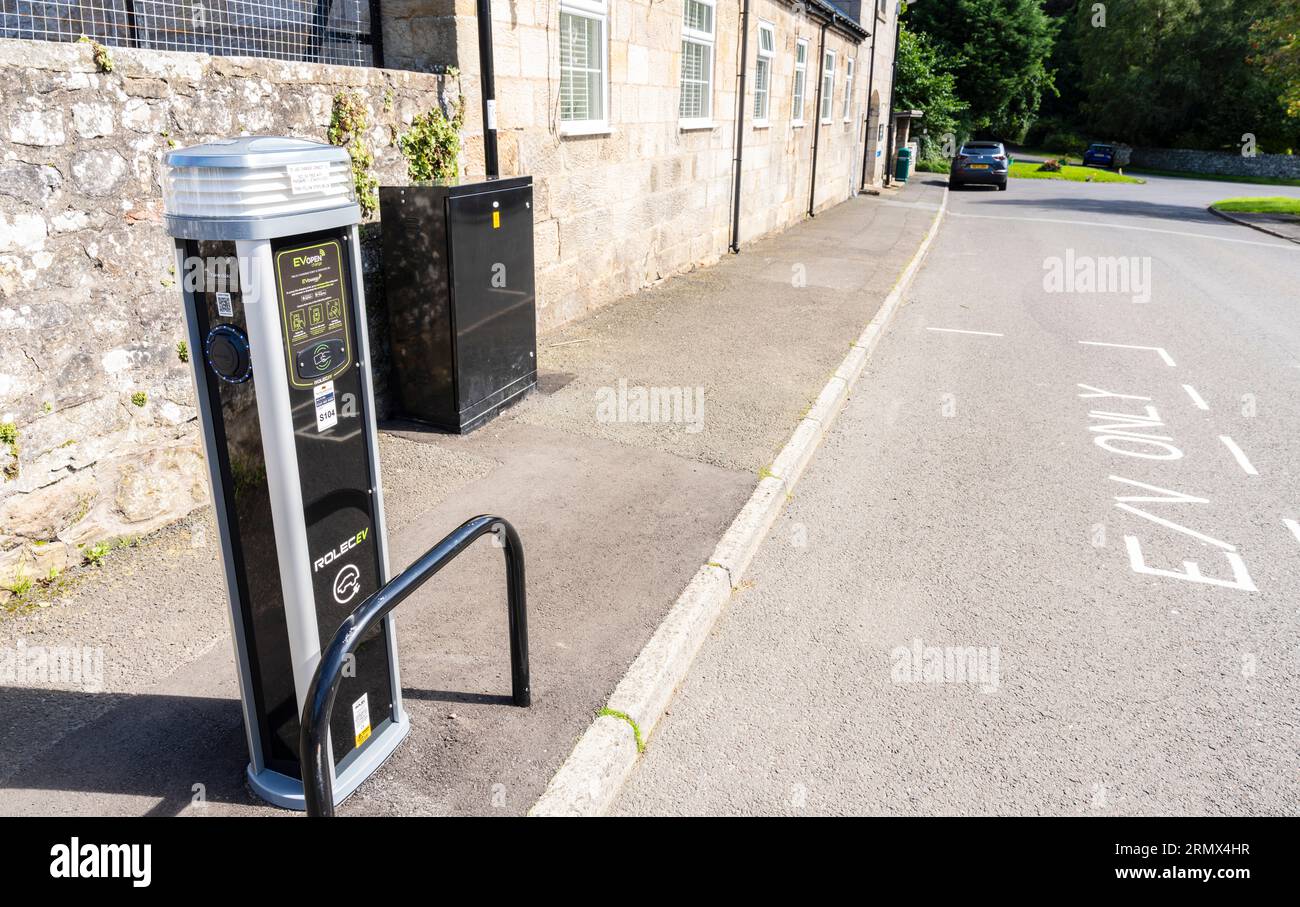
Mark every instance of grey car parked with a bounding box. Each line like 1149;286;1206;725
949;141;1009;190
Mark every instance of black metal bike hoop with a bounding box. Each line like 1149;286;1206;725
299;514;530;816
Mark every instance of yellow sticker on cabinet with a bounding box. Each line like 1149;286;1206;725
352;693;372;748
492;210;500;229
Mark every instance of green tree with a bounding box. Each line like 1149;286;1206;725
905;0;1057;139
1250;7;1300;118
1035;1;1083;124
1073;0;1298;151
894;23;968;163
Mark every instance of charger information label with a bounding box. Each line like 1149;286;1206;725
352;693;372;748
313;380;337;432
286;160;333;196
274;239;352;388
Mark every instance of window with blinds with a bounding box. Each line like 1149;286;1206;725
559;1;608;126
680;0;716;123
843;58;855;121
793;38;808;124
753;22;775;123
820;49;836;123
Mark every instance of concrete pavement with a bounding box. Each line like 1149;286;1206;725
615;172;1300;815
0;176;944;816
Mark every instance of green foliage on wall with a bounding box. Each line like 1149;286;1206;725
78;35;114;73
398;91;467;184
328;91;379;217
0;422;18;482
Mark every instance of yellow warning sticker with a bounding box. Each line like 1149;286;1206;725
492;210;500;229
351;693;372;748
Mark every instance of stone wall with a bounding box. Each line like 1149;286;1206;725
0;1;897;586
0;39;449;586
1129;146;1300;181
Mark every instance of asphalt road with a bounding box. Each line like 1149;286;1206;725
614;172;1300;816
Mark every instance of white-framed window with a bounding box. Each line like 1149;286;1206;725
559;0;609;133
679;0;716;125
792;37;809;125
820;49;836;123
843;58;854;121
752;21;775;125
877;0;888;18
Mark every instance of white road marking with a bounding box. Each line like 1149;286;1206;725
1114;503;1236;552
1077;383;1151;401
1181;384;1209;410
1218;435;1259;476
949;210;1299;252
1078;341;1176;367
1109;475;1210;504
1124;536;1258;592
926;327;1004;337
1284;518;1300;545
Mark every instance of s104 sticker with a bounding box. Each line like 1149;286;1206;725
314;380;337;432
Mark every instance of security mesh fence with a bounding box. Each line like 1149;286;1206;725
0;0;382;67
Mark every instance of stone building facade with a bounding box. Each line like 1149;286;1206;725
394;0;898;327
0;0;899;587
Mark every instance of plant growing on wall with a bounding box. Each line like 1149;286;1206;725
78;35;113;73
328;91;379;217
397;86;467;183
0;422;18;482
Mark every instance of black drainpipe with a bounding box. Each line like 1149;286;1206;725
807;18;828;217
477;0;500;177
883;8;901;187
369;0;386;68
729;0;752;253
859;12;878;190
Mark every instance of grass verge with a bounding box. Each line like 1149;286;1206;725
1210;196;1300;216
1009;161;1144;184
1011;146;1083;166
1131;167;1300;188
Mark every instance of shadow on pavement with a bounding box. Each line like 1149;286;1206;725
0;682;502;816
969;193;1221;224
0;686;257;816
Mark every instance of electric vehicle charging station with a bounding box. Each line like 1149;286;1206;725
163;137;409;809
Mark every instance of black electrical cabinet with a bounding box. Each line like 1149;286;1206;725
380;176;537;433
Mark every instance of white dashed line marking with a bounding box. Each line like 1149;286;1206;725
1219;435;1258;476
1181;384;1209;410
1284;519;1300;545
926;327;1004;337
1078;341;1177;367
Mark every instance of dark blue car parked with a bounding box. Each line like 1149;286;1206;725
1082;143;1116;168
